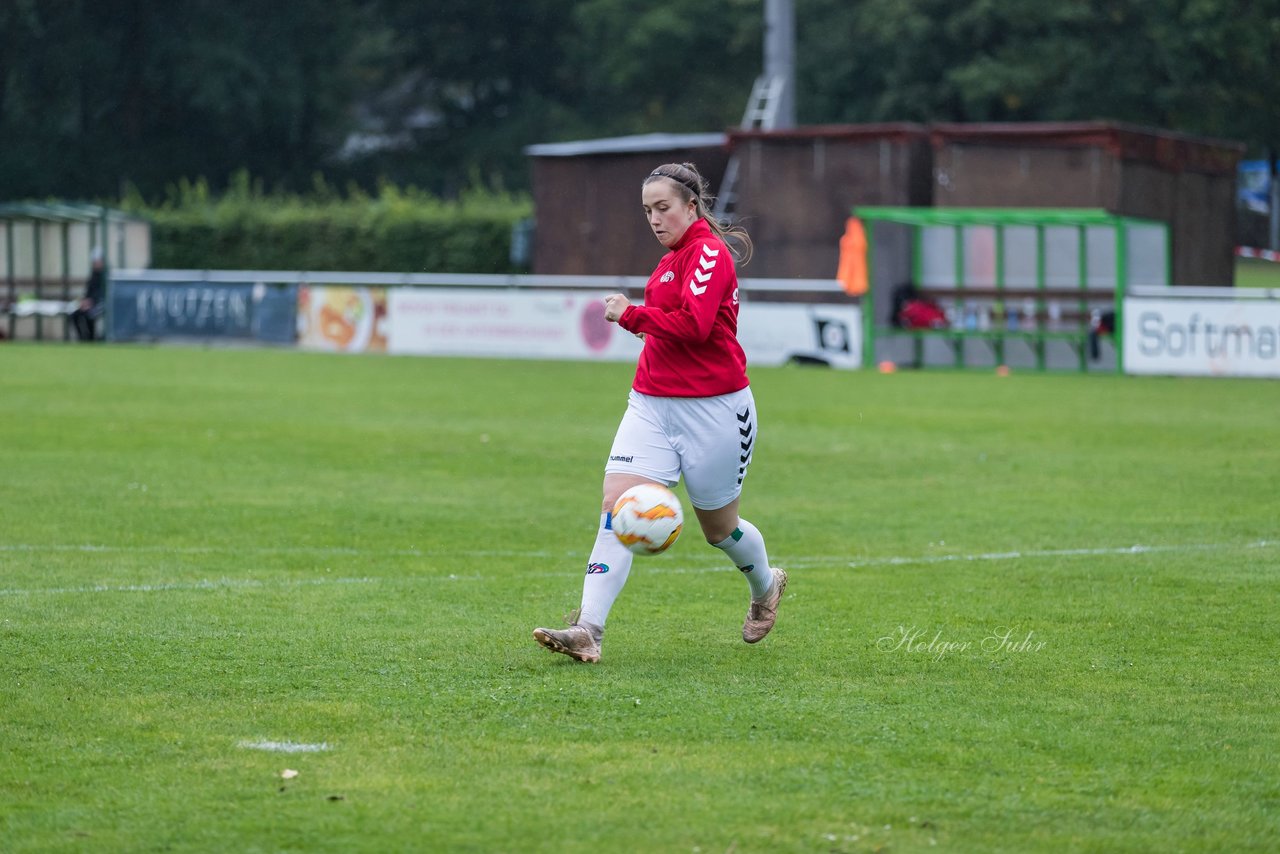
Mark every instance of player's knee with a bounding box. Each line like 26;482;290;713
700;520;738;545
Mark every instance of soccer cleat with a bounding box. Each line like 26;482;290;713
533;618;603;663
742;567;788;644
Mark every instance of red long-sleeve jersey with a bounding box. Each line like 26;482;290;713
617;218;749;398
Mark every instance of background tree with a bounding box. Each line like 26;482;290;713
342;0;761;194
0;0;366;199
0;0;1276;202
796;0;1280;152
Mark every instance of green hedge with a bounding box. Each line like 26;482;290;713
128;176;533;273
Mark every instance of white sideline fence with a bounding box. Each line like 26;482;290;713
103;269;865;369
15;267;1280;378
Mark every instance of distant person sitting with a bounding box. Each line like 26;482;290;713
1088;309;1116;361
890;282;947;330
70;248;106;341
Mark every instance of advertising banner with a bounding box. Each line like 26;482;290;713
297;285;388;353
108;279;297;343
1123;297;1280;377
387;287;863;368
738;303;862;368
1238;160;1271;214
387;289;643;361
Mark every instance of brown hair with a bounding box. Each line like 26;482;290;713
643;162;753;265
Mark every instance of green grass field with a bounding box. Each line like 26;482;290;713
2;345;1278;852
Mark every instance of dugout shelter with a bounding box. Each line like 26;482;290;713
0;202;150;340
857;206;1170;372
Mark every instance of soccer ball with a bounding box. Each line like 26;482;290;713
611;483;684;556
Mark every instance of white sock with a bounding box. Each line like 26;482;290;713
577;512;634;630
712;518;773;600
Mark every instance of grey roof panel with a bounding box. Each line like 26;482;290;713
525;132;727;157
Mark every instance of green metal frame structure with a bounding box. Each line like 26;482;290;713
854;207;1171;372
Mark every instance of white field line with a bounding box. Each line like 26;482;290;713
0;543;554;558
830;539;1277;571
14;539;1270;565
0;576;377;597
0;540;1273;597
238;740;331;754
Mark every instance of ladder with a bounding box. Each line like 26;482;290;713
740;74;786;131
714;75;785;221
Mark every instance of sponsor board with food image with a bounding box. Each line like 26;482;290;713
297;285;388;353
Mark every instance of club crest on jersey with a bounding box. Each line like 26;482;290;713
688;244;719;295
660;271;675;283
586;562;609;575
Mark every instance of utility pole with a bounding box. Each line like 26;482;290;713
763;0;796;129
715;0;797;220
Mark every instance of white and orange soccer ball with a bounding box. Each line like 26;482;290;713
611;483;684;556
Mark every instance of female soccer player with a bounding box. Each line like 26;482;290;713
533;162;786;663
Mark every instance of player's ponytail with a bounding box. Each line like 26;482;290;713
643;162;754;265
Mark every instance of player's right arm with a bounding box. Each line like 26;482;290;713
615;242;728;342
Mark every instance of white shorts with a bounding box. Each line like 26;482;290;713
605;387;757;511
